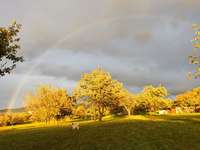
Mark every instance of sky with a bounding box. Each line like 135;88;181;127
0;0;199;109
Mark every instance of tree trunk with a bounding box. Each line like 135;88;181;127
92;105;97;120
127;110;131;116
124;105;131;116
98;105;103;121
98;113;103;121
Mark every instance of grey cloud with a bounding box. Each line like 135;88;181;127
0;0;200;108
20;49;198;94
0;74;76;109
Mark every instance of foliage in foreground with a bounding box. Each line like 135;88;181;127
0;21;23;76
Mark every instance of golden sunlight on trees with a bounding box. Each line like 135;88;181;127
0;112;30;126
0;21;23;76
73;105;87;119
175;87;200;112
25;85;73;123
188;24;200;79
73;68;124;121
118;89;137;116
13;68;198;125
135;85;170;113
22;69;174;123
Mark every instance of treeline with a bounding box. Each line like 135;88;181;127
24;68;172;122
0;68;200;126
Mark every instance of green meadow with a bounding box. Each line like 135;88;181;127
0;114;200;150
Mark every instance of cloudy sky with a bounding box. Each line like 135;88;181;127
0;0;200;109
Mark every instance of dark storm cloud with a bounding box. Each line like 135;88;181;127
0;0;200;108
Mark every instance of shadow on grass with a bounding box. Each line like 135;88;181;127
0;114;200;150
81;115;200;149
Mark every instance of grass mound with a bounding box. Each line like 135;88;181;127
0;114;200;150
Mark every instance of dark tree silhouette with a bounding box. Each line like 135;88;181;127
0;21;23;76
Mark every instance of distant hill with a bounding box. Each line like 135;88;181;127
0;107;25;113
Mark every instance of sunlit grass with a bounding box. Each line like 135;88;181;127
0;114;200;150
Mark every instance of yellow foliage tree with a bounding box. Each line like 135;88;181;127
118;89;137;116
136;85;169;112
175;87;200;111
73;68;123;121
25;85;73;122
73;105;87;119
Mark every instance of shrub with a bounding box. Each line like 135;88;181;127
0;112;31;127
73;105;87;119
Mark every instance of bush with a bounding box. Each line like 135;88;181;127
25;85;73;122
0;112;31;127
73;105;87;119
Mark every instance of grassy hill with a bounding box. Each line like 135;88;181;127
0;114;200;150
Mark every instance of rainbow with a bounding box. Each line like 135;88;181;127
7;16;119;110
7;15;182;111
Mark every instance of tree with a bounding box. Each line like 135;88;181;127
73;105;87;119
118;89;137;116
174;87;200;111
25;85;73;122
0;21;23;76
136;85;169;112
73;68;123;121
188;24;200;79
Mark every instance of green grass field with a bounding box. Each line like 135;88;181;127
0;114;200;150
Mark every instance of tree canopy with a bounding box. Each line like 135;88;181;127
25;85;73;122
135;85;170;112
0;21;23;76
175;87;200;109
188;24;200;79
118;89;138;116
73;68;124;121
20;68;200;123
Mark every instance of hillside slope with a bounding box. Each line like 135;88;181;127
0;115;200;150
